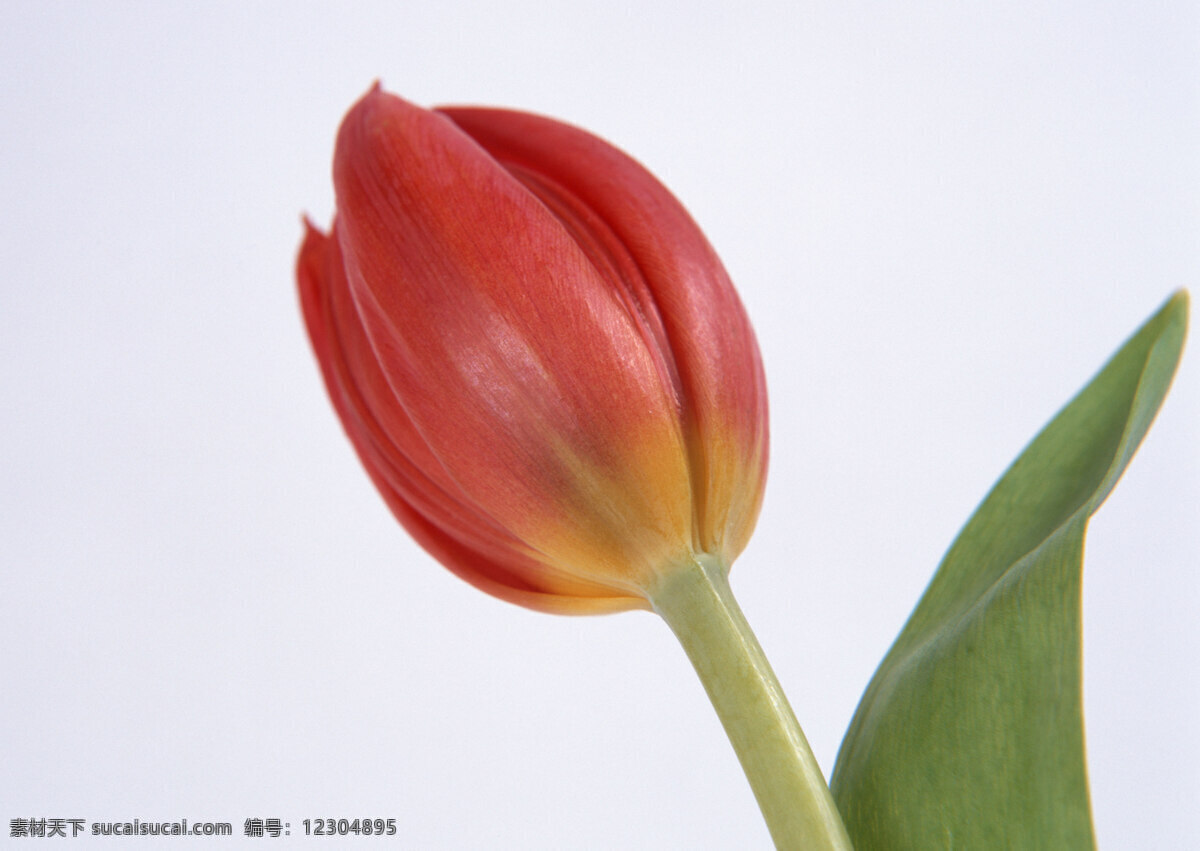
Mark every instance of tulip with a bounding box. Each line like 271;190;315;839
298;84;850;849
298;83;767;614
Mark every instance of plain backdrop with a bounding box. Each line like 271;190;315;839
2;2;1196;848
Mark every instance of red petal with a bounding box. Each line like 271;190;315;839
298;218;647;613
438;107;769;562
326;88;698;591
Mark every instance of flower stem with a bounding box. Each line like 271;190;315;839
648;555;852;850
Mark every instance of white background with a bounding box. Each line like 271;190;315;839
2;2;1196;848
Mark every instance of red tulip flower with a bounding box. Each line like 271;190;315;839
298;84;849;849
298;84;768;614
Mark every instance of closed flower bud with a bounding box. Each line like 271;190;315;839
298;84;768;614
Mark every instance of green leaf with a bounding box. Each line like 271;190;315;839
830;292;1189;850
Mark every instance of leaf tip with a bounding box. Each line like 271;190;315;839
1159;289;1189;335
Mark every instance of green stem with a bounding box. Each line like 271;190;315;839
648;555;852;851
